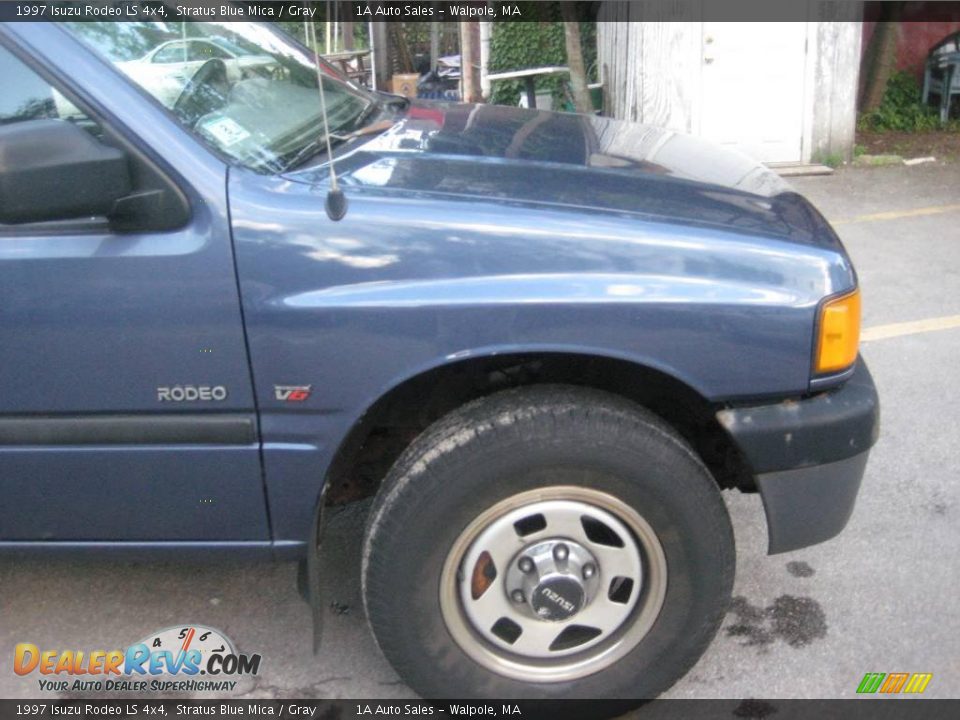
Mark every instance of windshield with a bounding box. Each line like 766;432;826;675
64;21;375;173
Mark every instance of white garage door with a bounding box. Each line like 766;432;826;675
700;22;809;163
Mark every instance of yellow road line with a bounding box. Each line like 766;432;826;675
830;204;960;226
861;314;960;342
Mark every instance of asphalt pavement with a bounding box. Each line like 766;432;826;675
1;163;958;702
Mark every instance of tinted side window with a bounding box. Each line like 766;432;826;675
0;43;90;126
0;44;57;123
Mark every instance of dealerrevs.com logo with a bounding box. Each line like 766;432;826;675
14;625;261;694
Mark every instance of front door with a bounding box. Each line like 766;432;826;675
0;33;268;542
700;22;808;163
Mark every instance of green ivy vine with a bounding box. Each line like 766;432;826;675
488;20;597;107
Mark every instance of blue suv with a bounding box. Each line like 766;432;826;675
0;20;878;701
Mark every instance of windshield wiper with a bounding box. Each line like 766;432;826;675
280;118;397;174
279;96;382;173
351;98;382;129
381;94;411;109
353;94;408;130
279;134;347;174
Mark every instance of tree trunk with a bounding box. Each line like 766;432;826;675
460;22;481;103
561;9;593;113
861;4;903;112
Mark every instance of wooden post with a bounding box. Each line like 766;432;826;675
561;13;593;113
460;22;480;103
430;21;440;72
479;22;492;100
370;21;390;91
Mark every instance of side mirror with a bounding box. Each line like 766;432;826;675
0;119;131;225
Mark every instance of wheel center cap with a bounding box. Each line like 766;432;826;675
530;576;584;621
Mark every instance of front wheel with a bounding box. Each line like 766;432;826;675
362;385;734;700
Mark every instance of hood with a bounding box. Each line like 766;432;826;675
371;102;789;195
289;102;840;248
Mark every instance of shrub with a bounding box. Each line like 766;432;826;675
858;71;949;132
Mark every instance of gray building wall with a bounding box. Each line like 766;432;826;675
597;10;862;164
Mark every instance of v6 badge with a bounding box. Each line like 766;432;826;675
274;385;312;402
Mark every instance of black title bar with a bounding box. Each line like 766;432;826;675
2;1;960;24
0;700;958;720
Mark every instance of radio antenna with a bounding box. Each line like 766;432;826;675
307;9;347;221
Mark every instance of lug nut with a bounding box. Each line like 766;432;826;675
553;543;569;562
582;563;597;579
511;590;525;604
518;557;535;574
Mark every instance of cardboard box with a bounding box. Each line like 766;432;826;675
392;73;419;98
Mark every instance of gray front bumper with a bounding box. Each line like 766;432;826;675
718;358;880;554
755;451;869;553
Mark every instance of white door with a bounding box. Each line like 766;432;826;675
700;22;808;163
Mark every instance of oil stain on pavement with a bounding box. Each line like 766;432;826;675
725;595;827;649
785;561;815;578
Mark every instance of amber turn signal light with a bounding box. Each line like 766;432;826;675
815;289;861;374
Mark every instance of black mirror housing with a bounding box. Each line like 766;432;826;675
0;119;131;224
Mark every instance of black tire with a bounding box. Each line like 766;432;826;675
362;385;734;700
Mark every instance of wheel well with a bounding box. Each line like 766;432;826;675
324;353;754;505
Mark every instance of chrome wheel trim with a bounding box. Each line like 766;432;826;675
439;486;667;683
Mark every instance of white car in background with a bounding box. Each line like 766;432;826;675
117;37;278;107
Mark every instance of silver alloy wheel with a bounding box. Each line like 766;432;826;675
439;486;668;682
